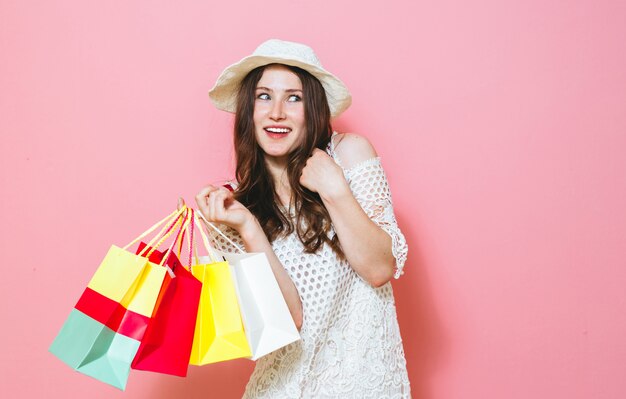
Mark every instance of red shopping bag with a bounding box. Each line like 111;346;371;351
131;211;202;377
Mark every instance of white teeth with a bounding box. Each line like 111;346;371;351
266;127;291;133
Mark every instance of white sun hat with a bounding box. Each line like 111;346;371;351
208;39;352;118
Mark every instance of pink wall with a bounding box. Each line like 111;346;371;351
1;1;625;398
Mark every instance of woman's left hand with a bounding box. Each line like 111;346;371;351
300;149;349;200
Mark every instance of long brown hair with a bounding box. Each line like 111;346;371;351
233;63;343;257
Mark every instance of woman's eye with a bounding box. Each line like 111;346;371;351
288;94;302;102
257;93;270;100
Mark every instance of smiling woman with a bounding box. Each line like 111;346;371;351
194;39;411;398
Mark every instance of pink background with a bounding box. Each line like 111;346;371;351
1;1;625;398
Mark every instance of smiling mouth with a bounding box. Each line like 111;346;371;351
264;127;292;134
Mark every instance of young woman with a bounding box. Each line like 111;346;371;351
195;39;411;398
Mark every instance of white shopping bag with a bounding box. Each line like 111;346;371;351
196;214;301;360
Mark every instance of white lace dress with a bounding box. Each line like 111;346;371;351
209;138;411;398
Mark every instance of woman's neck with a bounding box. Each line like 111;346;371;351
265;157;292;207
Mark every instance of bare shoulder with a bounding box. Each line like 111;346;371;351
332;132;378;169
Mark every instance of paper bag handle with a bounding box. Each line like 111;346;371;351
175;208;199;269
195;211;245;254
123;207;186;252
160;207;194;270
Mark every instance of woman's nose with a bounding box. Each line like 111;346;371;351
269;100;285;121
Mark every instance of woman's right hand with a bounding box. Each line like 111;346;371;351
194;185;256;234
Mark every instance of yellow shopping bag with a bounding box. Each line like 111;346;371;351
88;207;188;317
87;246;167;317
189;215;251;365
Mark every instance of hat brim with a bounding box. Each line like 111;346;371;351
208;55;352;118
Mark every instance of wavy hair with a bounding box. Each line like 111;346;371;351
233;63;343;258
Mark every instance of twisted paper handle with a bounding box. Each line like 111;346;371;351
123;207;186;254
195;211;245;254
160;206;194;270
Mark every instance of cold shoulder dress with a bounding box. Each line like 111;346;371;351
209;135;411;398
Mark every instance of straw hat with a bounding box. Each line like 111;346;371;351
208;39;352;118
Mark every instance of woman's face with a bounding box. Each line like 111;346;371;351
253;65;306;164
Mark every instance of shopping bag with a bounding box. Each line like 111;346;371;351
49;208;186;389
131;209;202;377
188;213;251;365
197;214;300;360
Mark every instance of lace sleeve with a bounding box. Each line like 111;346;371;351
343;158;408;278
